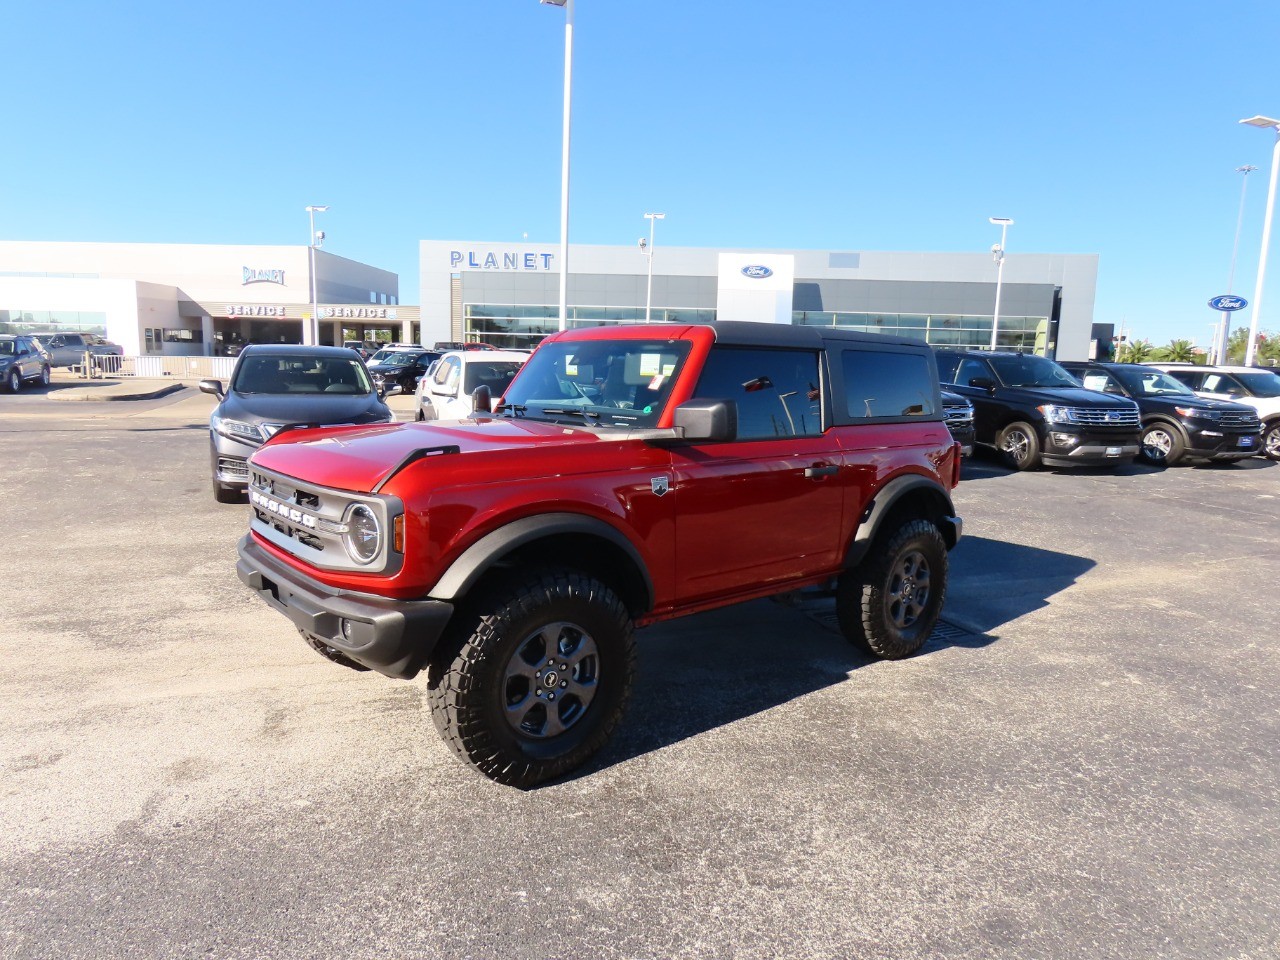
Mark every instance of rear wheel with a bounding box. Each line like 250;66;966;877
837;518;948;659
428;568;634;788
1139;422;1185;466
998;422;1041;470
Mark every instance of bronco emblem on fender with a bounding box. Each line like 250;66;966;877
651;476;670;497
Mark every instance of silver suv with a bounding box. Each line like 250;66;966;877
0;335;52;391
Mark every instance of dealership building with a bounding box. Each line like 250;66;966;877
0;240;406;357
2;239;1100;362
420;241;1099;361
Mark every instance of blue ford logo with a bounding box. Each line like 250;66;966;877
741;265;773;279
1209;295;1248;311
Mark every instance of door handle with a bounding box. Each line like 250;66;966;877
805;464;839;479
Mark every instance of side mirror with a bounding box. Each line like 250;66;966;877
672;398;737;442
198;378;224;399
384;384;402;397
472;384;492;414
968;377;996;392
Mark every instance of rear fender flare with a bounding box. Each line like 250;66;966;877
843;474;959;570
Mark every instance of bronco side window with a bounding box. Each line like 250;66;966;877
843;350;937;420
693;347;822;440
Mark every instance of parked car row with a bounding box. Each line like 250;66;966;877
936;349;1277;469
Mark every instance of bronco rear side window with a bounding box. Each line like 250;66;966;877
843;350;937;420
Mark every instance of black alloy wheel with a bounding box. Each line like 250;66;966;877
428;568;635;788
836;518;948;660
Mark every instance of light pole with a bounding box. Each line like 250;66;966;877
1219;165;1258;364
541;0;573;331
1240;116;1280;367
306;204;329;346
988;217;1013;350
642;212;665;323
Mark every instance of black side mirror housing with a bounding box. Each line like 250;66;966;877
968;377;996;392
472;384;493;414
198;378;224;399
672;398;737;442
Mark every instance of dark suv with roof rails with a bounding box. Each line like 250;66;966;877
935;349;1140;470
1059;361;1261;466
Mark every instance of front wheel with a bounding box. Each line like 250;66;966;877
999;422;1041;470
1139;423;1185;466
1264;422;1280;461
836;518;948;659
6;368;20;393
428;569;635;788
39;365;51;388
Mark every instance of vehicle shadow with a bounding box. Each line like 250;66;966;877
561;534;1093;785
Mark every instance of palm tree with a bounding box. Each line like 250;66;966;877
1165;339;1195;362
1119;339;1154;363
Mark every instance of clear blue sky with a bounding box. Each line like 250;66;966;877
4;1;1279;347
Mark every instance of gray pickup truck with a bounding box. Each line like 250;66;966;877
34;332;124;368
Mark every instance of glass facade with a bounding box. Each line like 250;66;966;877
794;311;1049;353
463;306;1051;354
0;309;109;336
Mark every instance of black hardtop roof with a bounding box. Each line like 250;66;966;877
933;348;1041;357
704;320;929;351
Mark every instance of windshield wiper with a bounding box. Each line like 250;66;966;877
496;403;526;418
539;407;601;420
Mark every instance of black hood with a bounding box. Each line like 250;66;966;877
216;389;391;426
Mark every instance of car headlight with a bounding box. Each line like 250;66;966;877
342;503;382;564
210;414;265;444
1175;406;1221;420
1037;404;1079;425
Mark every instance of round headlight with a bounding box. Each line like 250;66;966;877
343;504;382;564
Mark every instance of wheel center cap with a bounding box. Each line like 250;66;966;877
543;671;559;688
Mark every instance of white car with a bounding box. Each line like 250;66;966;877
415;350;528;421
1150;363;1280;459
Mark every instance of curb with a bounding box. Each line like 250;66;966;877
49;383;189;402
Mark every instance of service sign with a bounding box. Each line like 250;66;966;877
1209;295;1248;311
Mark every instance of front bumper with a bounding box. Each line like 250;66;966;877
1040;427;1140;466
1185;426;1262;461
236;534;453;680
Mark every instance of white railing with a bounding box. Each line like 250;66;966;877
78;354;237;381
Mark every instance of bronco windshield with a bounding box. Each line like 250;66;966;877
500;338;693;428
988;354;1080;389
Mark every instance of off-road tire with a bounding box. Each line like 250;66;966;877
6;368;20;393
1264;421;1280;461
999;422;1041;470
836;518;947;659
1139;422;1185;467
428;568;635;788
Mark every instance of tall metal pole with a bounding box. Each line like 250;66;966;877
1219;165;1257;364
555;1;574;331
988;217;1013;350
1243;120;1280;367
305;205;328;346
644;212;664;323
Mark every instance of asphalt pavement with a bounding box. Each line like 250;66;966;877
0;389;1277;960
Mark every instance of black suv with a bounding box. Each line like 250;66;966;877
941;390;975;456
367;349;442;394
935;349;1140;470
1059;362;1261;466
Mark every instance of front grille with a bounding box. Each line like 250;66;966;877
1220;412;1260;428
1068;407;1140;427
943;405;974;427
247;466;402;574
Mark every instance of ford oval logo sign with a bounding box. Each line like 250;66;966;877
1209;295;1248;311
741;265;773;279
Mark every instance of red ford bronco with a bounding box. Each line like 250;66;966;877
236;322;962;786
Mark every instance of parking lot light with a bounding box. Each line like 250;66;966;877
306;205;330;347
1239;116;1280;367
541;0;574;332
988;217;1013;350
